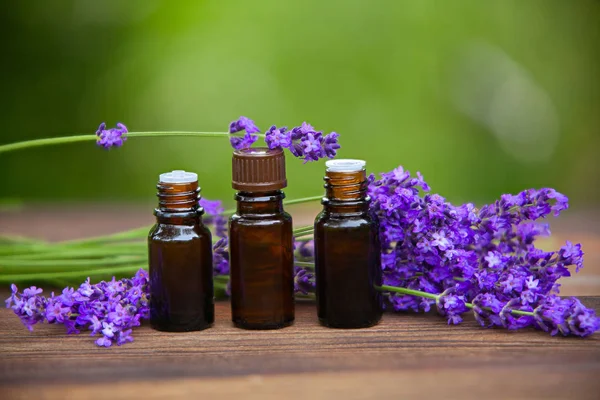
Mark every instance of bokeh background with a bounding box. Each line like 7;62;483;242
1;0;599;209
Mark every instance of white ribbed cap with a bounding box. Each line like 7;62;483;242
159;170;198;184
325;159;366;172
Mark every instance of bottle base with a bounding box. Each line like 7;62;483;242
232;317;294;330
318;316;381;329
150;320;213;332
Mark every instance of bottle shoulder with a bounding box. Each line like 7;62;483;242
149;223;211;242
315;211;376;230
230;211;292;224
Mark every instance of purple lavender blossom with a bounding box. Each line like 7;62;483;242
199;197;229;276
5;269;150;347
200;198;227;239
294;266;315;295
96;122;128;149
323;132;341;158
559;241;584;272
301;132;325;162
213;237;230;276
437;291;469;324
229;116;260;134
265;125;291;149
199;198;224;216
229;116;260;150
296;240;314;259
264;121;341;163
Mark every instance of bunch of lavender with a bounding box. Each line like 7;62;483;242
5;269;149;347
368;167;599;337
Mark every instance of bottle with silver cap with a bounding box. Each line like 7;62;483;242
314;159;383;328
148;170;214;331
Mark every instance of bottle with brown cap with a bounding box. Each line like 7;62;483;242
229;148;294;329
314;159;383;328
148;170;214;332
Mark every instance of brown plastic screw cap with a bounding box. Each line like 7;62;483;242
232;147;287;192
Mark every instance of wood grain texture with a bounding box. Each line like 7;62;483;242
1;300;599;400
0;206;600;400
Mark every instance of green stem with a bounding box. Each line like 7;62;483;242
376;285;534;317
0;131;268;155
294;236;314;242
0;255;144;268
293;232;314;239
293;226;314;235
0;265;147;282
222;195;323;216
0;245;146;261
294;261;314;268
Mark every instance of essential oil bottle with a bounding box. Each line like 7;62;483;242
314;159;383;328
148;170;214;332
229;148;295;329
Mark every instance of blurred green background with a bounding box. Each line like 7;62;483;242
1;0;599;209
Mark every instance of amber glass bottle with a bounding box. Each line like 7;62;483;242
314;159;383;328
148;170;214;332
229;148;294;330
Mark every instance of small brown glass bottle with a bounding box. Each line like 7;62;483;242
229;148;295;330
148;170;214;332
314;159;383;328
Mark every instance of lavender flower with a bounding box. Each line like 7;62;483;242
199;198;227;239
213;237;230;276
229;116;260;150
229;116;260;134
265;125;292;149
266;121;340;163
199;198;229;276
323;132;341;158
96;122;128;149
5;269;149;347
294;266;315;295
369;165;599;337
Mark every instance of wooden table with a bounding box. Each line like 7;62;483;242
1;206;599;400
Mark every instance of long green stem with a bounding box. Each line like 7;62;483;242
0;245;146;261
223;195;323;216
0;255;144;268
376;285;534;317
0;265;148;283
0;131;268;155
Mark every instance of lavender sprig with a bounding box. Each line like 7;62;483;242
379;285;599;337
6;270;149;347
263;121;340;162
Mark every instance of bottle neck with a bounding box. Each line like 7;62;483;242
155;181;203;224
323;169;369;215
235;191;285;215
